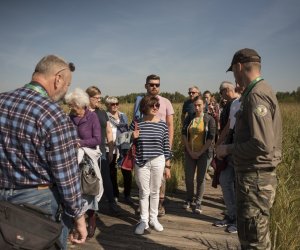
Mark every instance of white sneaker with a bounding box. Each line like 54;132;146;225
149;220;164;232
135;221;149;235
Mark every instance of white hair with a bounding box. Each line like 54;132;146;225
219;81;235;91
65;88;90;108
105;96;119;105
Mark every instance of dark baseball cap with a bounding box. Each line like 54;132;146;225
226;48;261;72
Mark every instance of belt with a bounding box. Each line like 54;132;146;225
1;184;53;190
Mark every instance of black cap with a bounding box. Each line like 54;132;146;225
227;48;261;72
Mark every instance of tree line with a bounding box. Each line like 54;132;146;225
276;87;300;102
109;87;300;104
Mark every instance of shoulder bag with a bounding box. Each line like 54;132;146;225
0;201;62;250
80;153;100;196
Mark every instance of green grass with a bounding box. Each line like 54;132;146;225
116;102;300;249
270;103;300;250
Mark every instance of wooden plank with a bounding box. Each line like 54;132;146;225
68;180;240;250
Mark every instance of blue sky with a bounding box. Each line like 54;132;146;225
0;0;299;96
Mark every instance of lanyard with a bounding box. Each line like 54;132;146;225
192;113;204;128
25;82;49;98
242;76;264;99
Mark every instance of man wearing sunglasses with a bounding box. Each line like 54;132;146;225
181;86;201;124
133;74;174;216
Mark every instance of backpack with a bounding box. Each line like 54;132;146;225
133;95;144;120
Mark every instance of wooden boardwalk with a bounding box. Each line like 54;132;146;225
68;179;240;250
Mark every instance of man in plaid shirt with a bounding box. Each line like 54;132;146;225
0;55;87;248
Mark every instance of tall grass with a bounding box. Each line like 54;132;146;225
270;103;300;250
120;101;300;249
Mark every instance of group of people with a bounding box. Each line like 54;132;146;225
0;48;282;250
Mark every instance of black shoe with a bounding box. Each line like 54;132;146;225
109;202;121;215
124;196;134;205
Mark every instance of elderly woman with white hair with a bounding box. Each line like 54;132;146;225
64;88;102;239
105;96;133;205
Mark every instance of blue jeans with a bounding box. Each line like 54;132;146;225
0;187;72;250
219;160;236;220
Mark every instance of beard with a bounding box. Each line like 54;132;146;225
149;89;159;96
52;88;67;103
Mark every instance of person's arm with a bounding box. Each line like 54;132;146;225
69;214;87;244
182;134;196;159
163;123;171;179
181;112;186;125
215;119;230;146
48;114;87;244
195;139;213;158
230;93;276;157
166;114;174;149
106;121;114;163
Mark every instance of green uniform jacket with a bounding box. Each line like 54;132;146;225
232;80;282;172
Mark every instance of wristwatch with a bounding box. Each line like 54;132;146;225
165;165;171;169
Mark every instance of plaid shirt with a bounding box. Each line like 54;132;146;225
0;84;83;217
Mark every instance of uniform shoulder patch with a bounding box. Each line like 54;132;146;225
254;104;268;117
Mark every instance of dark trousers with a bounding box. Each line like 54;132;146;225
108;153;132;199
100;156;115;203
121;168;132;198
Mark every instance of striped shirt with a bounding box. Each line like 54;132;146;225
0;84;84;218
130;120;171;166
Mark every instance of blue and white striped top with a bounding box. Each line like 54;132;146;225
130;120;171;166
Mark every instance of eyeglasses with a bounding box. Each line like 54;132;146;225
148;83;160;88
151;103;160;109
188;91;198;95
91;96;101;101
110;103;119;106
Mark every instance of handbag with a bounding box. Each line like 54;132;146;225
0;201;62;250
121;143;136;171
79;153;100;196
121;121;138;171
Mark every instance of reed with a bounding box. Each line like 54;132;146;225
119;102;300;249
269;103;300;250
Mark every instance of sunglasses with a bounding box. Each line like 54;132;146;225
110;103;119;106
53;62;76;76
148;83;160;88
151;103;160;109
188;91;198;95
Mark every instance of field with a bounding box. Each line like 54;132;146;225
118;102;300;250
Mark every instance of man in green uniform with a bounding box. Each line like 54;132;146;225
216;48;282;250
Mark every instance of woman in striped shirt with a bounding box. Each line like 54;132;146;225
130;95;172;235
